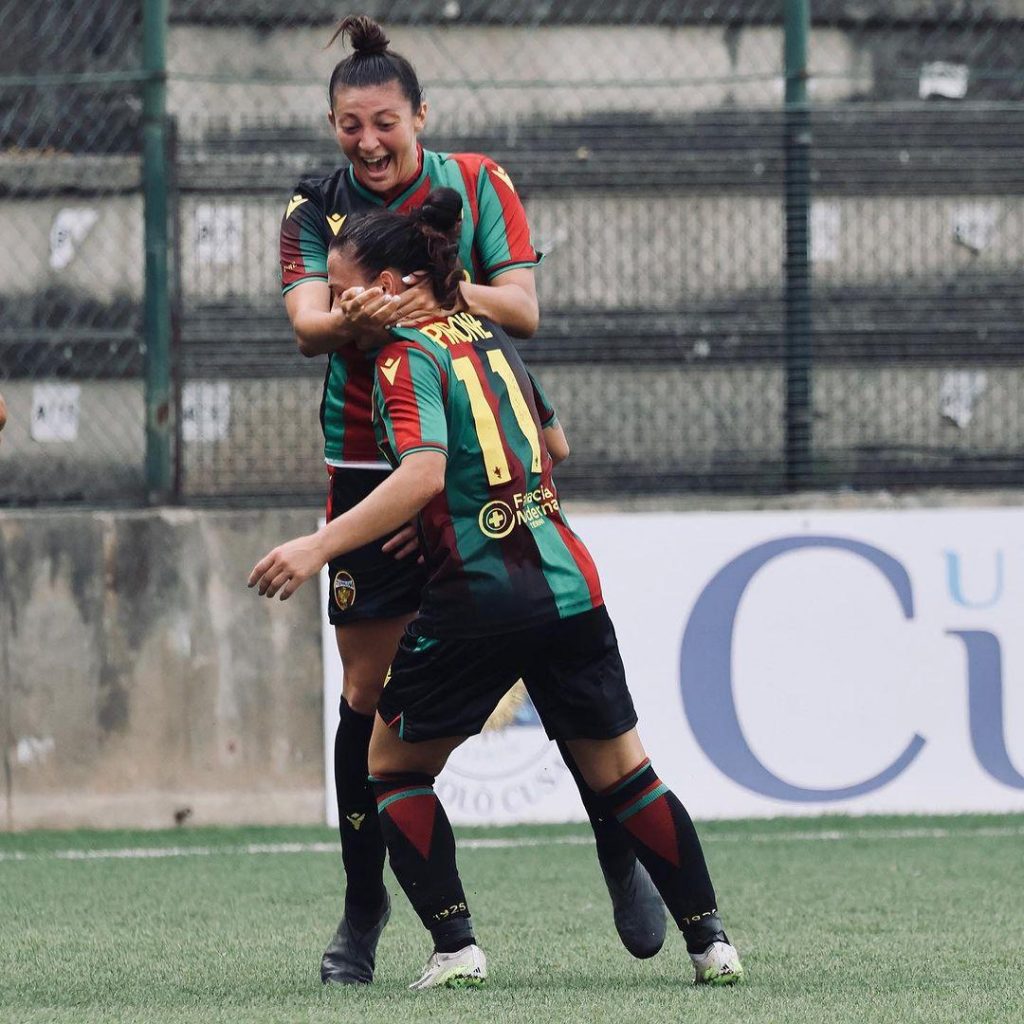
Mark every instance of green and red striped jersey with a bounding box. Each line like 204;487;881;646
371;312;602;638
280;146;542;465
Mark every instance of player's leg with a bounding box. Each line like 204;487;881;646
368;720;487;988
321;469;426;985
555;737;666;958
368;629;526;989
526;607;742;986
566;730;742;984
320;614;413;984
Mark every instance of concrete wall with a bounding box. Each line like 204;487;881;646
0;508;325;831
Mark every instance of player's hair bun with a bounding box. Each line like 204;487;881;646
328;14;390;56
415;188;463;235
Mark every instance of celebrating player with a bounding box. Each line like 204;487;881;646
254;189;743;990
280;14;664;983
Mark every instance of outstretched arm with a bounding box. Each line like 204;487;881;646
248;451;446;600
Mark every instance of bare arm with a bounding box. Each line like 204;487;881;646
285;280;404;357
544;422;569;466
249;451;446;599
394;267;540;340
460;267;539;338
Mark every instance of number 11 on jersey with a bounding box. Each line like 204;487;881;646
452;349;543;487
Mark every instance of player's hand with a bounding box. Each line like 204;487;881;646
333;285;401;349
393;272;457;327
382;520;420;561
248;532;327;600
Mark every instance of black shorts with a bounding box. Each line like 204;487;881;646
376;605;638;744
325;467;427;627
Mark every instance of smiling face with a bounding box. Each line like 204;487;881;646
328;80;427;194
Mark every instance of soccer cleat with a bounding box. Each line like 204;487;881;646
320;891;391;985
408;943;488;991
600;855;667;959
690;940;744;986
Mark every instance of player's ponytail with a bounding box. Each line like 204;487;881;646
332;188;464;309
411;189;464;308
326;14;423;111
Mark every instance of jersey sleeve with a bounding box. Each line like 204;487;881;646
527;367;558;428
280;187;328;294
373;343;449;461
473;157;543;281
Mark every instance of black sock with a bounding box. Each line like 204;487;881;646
335;698;387;920
371;772;476;953
596;759;726;953
556;738;635;873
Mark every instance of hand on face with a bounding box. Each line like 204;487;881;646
248;533;326;600
332;284;400;348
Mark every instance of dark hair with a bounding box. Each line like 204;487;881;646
331;188;464;308
326;14;423;111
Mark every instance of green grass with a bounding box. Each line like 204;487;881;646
2;815;1023;1024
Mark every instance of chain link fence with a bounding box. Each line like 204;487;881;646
1;1;1022;505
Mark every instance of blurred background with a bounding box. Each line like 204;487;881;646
1;2;1022;831
2;0;1023;505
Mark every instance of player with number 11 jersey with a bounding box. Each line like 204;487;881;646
373;311;602;638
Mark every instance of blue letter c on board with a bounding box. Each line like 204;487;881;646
679;536;925;802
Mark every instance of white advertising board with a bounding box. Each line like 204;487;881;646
323;507;1024;825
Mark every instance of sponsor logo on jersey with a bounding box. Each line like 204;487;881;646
478;486;560;539
326;213;347;235
479;500;515;539
286;194;308;218
332;569;356;611
380;356;402;385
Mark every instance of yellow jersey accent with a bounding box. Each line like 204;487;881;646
489;165;516;192
380;356;402;385
286;194;308;219
326;213;346;236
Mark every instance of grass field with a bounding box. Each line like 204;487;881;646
2;814;1023;1024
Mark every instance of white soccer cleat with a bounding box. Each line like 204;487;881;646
690;940;744;986
408;943;488;990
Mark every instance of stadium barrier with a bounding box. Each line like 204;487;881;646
322;505;1024;826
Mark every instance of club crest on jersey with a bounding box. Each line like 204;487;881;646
326;213;346;235
332;570;356;611
478;500;516;540
286;194;308;218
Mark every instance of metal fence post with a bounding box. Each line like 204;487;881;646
142;0;172;503
784;0;813;489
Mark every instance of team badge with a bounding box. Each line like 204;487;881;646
332;570;356;611
380;356;401;385
478;500;515;539
326;213;346;235
346;812;366;831
286;194;308;218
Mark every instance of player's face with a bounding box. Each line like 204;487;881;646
328;81;427;193
327;248;407;304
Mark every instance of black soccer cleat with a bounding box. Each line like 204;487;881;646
600;855;667;959
320;891;392;985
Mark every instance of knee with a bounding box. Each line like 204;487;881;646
341;665;387;716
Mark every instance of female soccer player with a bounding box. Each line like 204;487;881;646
254;189;743;991
280;14;662;982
